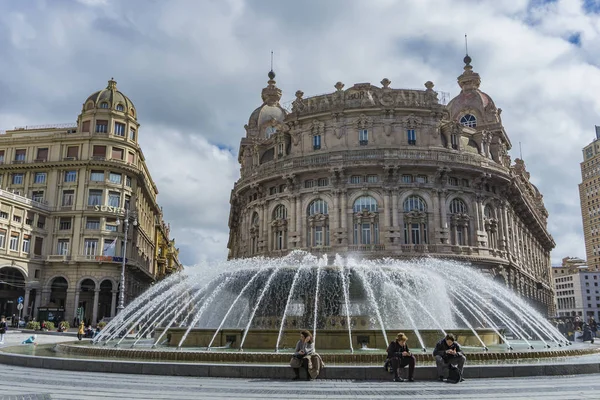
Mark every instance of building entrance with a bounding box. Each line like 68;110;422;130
0;267;26;322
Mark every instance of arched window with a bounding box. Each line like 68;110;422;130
272;205;288;251
459;114;477;128
100;102;109;109
308;199;328;216
403;196;427;212
307;199;329;247
116;104;124;111
353;196;378;213
448;198;469;246
273;204;287;220
449;198;468;214
484;205;494;219
353;196;379;245
402;195;428;245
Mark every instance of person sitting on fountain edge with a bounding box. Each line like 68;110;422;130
290;330;314;380
386;332;416;382
433;333;466;382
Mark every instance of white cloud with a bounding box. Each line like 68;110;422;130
1;0;599;266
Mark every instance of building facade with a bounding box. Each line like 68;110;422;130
579;128;600;270
553;257;600;320
0;79;182;325
227;57;556;315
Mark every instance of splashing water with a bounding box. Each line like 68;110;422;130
93;251;567;351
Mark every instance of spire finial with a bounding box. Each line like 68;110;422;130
463;34;472;68
107;77;117;90
267;51;276;81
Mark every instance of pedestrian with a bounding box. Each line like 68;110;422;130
433;333;466;382
0;315;7;344
77;321;85;341
290;330;314;380
386;332;416;382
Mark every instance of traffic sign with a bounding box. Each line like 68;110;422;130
16;303;23;311
17;296;23;304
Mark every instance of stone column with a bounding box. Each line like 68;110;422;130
92;289;100;325
431;189;440;230
440;190;448;229
290;196;297;234
383;190;390;228
391;191;399;227
23;288;31;317
296;197;302;234
333;190;340;229
73;290;80;322
111;290;117;317
32;290;39;320
340;191;347;230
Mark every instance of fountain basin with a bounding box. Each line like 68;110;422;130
158;328;501;350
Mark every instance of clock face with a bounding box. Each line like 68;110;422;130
266;126;277;138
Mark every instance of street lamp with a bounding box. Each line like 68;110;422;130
116;209;138;314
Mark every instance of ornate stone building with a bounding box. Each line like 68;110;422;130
0;79;182;325
227;57;556;314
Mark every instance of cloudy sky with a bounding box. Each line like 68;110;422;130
0;0;599;266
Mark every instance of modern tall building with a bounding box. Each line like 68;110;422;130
579;127;600;270
0;79;182;325
227;56;556;314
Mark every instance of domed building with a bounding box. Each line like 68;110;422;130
0;79;182;326
227;57;555;314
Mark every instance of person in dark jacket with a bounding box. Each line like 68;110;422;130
386;332;416;382
433;333;466;381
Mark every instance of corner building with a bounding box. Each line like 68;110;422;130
579;128;600;270
227;57;556;315
0;79;182;325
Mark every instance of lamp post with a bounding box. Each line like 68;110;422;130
116;209;137;314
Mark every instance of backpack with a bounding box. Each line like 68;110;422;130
447;364;462;383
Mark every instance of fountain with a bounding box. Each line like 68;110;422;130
84;251;569;360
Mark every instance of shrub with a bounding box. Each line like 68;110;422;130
97;321;107;329
59;321;70;330
26;321;40;330
43;321;55;331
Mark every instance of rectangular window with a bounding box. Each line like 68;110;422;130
57;239;69;255
25;211;33;225
34;237;43;255
451;134;459;150
64;170;77;182
96;120;108;133
22;236;30;253
109;172;122;184
108;191;120;207
59;217;71;230
32;191;44;202
0;230;5;248
362;223;372;245
66;145;79;159
62;190;74;206
457;229;464;246
129;128;136;141
402;175;412;183
125;176;132;187
12;214;21;223
124;195;131;210
314;226;324;246
37;215;45;229
313;135;321;150
14;149;26;161
9;233;19;251
407;129;416;145
90;170;104;182
350;175;361;184
82;121;90;133
127;152;135;164
114;122;125;136
105;218;118;232
86;218;100;230
317;178;328;187
92;145;107;158
34;172;47;184
366;175;378;183
304;180;314;189
0;150;5;163
411;223;421;245
449;177;459;186
269;186;277;195
36;148;48;161
12;173;24;185
112;147;124;160
415;175;427;183
88;189;103;206
359;129;368;145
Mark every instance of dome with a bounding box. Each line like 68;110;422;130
246;71;287;130
83;78;136;117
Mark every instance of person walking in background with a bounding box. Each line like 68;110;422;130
77;321;85;341
0;316;7;344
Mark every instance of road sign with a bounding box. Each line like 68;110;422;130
16;303;23;311
17;296;23;304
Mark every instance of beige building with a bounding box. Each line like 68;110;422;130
579;128;600;270
228;56;556;314
0;79;182;325
553;257;600;319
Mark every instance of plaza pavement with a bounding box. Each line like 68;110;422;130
1;332;600;399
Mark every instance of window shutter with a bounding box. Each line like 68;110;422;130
127;152;134;164
112;148;123;160
34;237;43;255
36;148;48;160
93;146;106;157
82;121;90;132
67;146;79;158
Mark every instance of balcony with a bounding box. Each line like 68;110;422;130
47;254;71;262
0;188;52;211
34;158;47;163
348;244;386;252
12;160;25;164
91;156;106;161
359;140;369;146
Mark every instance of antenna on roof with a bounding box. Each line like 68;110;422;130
465;34;468;55
519;142;523;159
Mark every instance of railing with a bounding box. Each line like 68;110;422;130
348;244;386;252
0;188;52;211
47;255;71;261
12;123;77;131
